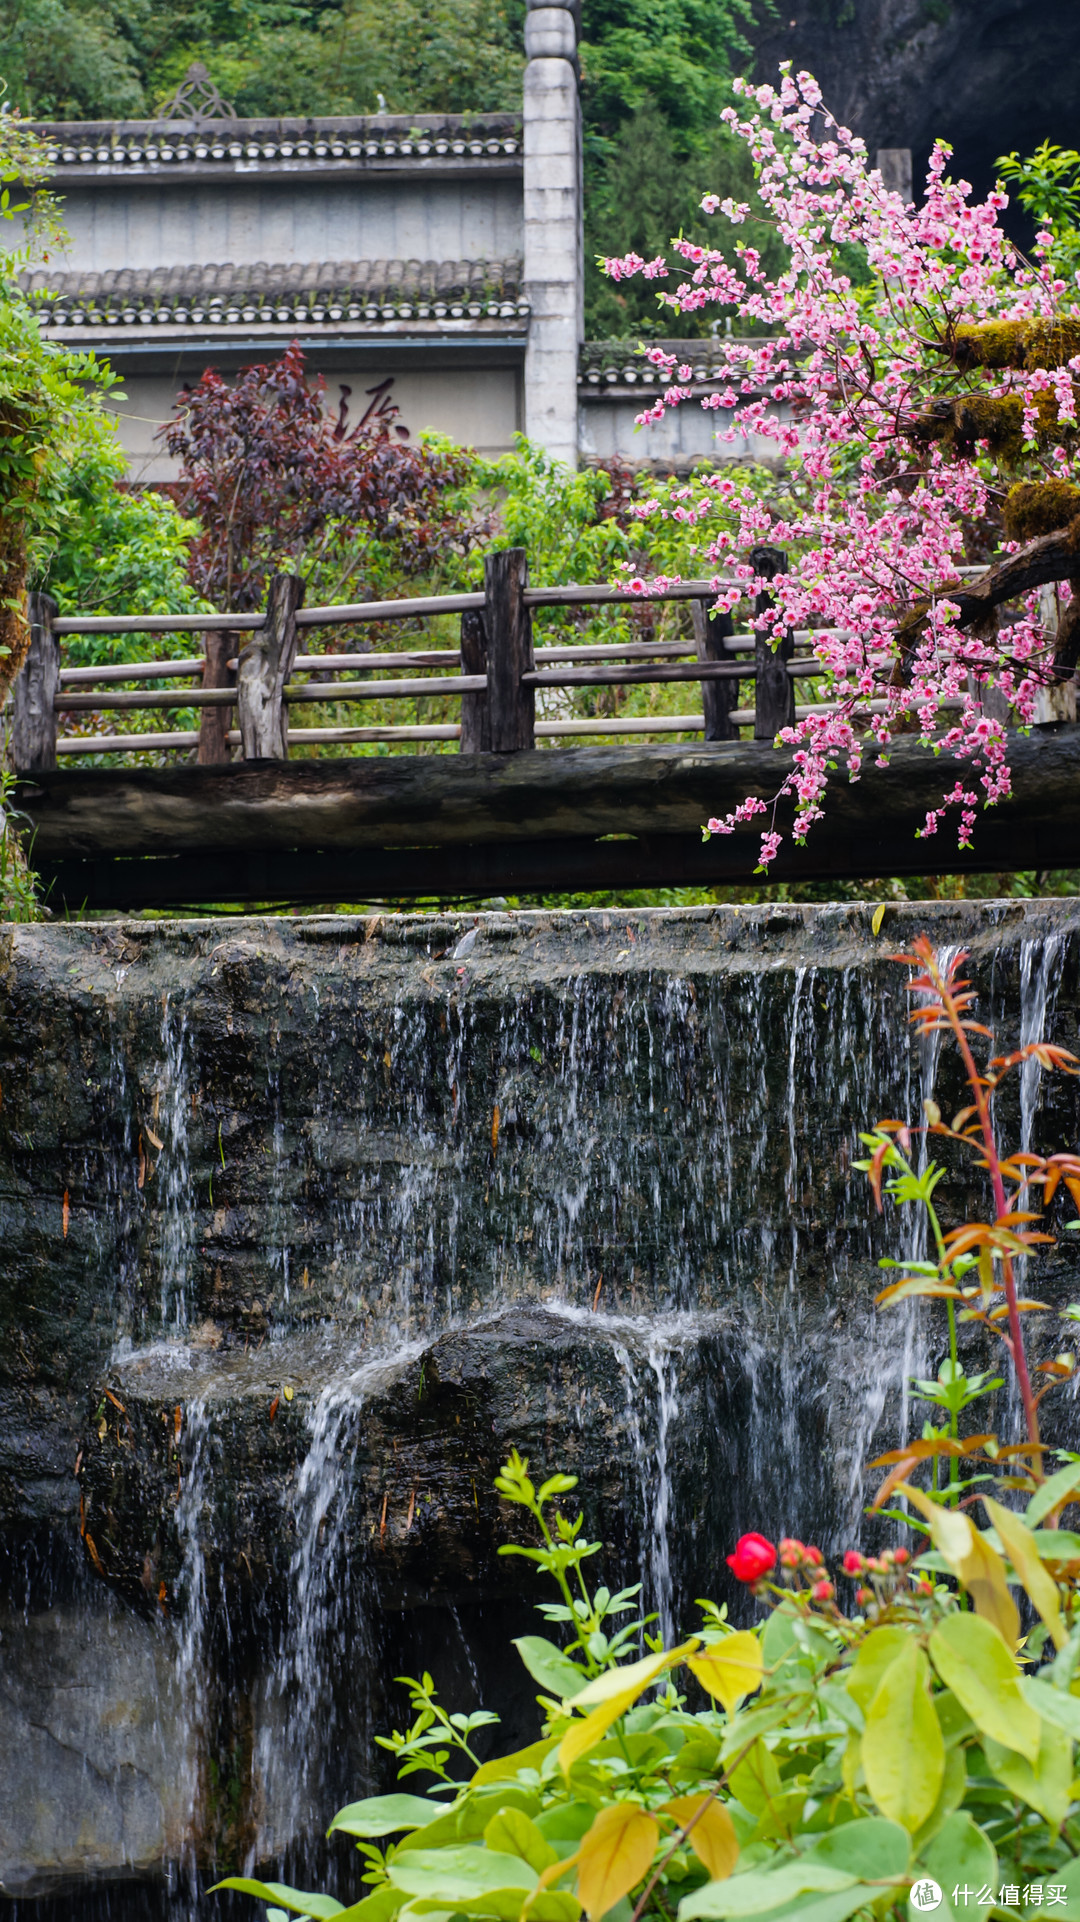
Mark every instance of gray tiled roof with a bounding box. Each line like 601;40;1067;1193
23;258;528;327
34;114;521;173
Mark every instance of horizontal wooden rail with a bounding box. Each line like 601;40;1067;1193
56;731;199;754
53;612;262;635
295;592;486;625
282;675;486;702
522;580;733;607
59;688;236;712
59;658;207;685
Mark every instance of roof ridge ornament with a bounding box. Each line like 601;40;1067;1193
155;62;238;129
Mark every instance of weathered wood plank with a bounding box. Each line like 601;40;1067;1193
14;732;1080;883
485;548;534;751
198;629;237;766
11;594;59;772
692;602;739;741
752;546;795;740
237;573;303;759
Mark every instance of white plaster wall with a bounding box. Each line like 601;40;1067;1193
579;396;779;465
106;361;521;484
51;178;524;274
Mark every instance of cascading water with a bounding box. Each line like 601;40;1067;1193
3;903;1079;1918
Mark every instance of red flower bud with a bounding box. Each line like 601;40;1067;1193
726;1532;777;1583
778;1536;804;1559
804;1545;824;1567
842;1550;864;1574
892;1546;911;1566
916;1578;934;1596
855;1586;875;1607
810;1579;834;1602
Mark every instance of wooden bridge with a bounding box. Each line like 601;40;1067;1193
11;550;1080;908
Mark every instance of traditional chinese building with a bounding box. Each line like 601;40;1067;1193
17;3;807;474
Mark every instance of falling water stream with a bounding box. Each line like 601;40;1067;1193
4;906;1079;1918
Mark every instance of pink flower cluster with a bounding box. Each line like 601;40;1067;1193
601;64;1075;868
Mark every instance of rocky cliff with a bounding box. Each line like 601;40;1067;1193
1;901;1078;1915
751;0;1080;207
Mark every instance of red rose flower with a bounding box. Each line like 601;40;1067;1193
726;1532;777;1583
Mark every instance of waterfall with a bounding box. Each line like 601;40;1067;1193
8;903;1080;1919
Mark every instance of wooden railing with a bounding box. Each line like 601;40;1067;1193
12;547;984;773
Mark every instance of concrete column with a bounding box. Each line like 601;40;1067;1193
523;0;582;468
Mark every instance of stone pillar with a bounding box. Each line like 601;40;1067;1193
523;0;583;468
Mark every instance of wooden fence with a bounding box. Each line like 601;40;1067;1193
12;546;930;774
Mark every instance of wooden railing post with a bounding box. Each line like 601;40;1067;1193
198;628;237;764
751;546;795;741
1034;582;1079;724
237;574;303;760
691;600;738;740
11;592;59;771
485;549;534;752
459;608;491;752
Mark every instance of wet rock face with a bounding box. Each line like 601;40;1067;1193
1;902;1080;1909
749;0;1080;211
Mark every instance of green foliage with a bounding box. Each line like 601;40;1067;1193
998;142;1080;282
217;1437;1080;1922
580;0;754;153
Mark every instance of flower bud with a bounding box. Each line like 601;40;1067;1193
842;1550;864;1575
855;1586;875;1607
726;1532;777;1583
892;1546;910;1566
804;1545;824;1567
810;1579;834;1602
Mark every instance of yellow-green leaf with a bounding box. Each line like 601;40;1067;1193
846;1626;914;1713
484;1808;557;1874
928;1613;1040;1764
576;1803;659;1920
727;1738;782;1817
862;1642;945;1833
661;1796;738;1882
983;1495;1066;1651
559;1644;696;1775
901;1483;1019;1646
871;903;886;936
686;1634;763;1715
566;1642;697;1709
472;1737;558;1786
984;1718;1073;1830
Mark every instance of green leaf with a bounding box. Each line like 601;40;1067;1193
984;1717;1073;1828
483;1807;557;1873
472;1737;557;1786
912;1811;996;1922
209;1879;346;1919
909;1742;967;1854
862;1643;944;1833
845;1626;914;1712
1020;1673;1080;1741
1026;1459;1080;1526
928;1613;1040;1763
387;1845;538;1900
677;1816;909;1918
513;1636;588;1699
1023;1856;1080;1920
328;1795;442;1838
